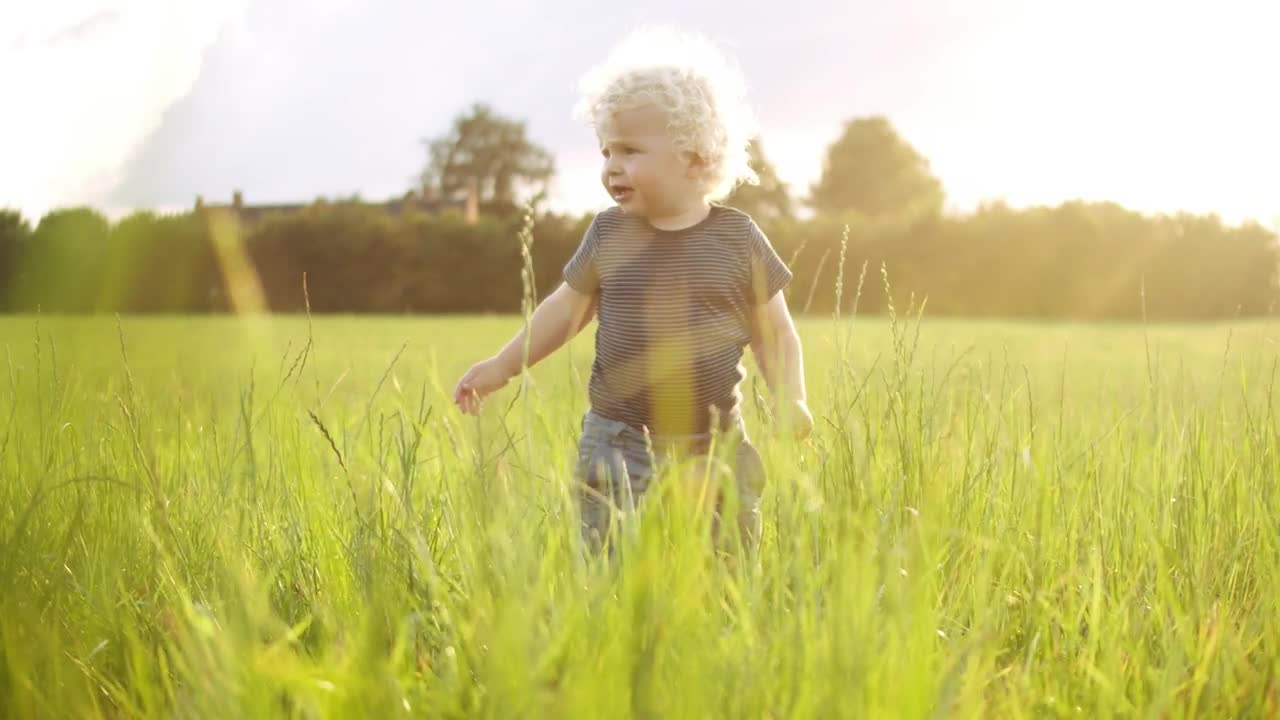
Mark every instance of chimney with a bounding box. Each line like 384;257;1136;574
195;195;205;212
232;190;244;211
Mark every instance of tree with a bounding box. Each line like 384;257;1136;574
421;103;555;215
0;210;32;310
103;211;223;313
809;116;944;219
12;208;110;312
724;138;794;222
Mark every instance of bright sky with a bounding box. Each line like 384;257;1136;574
2;0;1277;227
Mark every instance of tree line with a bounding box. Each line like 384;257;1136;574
1;107;1276;319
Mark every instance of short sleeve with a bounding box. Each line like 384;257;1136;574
563;216;602;294
746;221;792;304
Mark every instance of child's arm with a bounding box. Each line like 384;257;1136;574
749;291;814;439
453;282;596;415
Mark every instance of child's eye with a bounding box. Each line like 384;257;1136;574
624;147;640;155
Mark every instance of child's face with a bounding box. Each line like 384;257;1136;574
598;104;703;219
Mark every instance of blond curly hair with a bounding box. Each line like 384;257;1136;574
575;27;759;200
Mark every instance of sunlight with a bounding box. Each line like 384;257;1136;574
207;208;266;315
904;0;1280;223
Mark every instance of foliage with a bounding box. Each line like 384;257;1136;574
421;103;555;217
808;116;944;220
2;114;1275;320
723;138;794;222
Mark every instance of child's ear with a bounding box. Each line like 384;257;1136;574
684;152;705;178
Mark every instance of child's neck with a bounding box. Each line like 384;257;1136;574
646;200;711;232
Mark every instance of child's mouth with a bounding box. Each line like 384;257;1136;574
611;186;634;203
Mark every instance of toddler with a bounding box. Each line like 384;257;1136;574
453;27;812;548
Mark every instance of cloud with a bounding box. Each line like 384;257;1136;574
107;0;536;211
0;0;249;222
44;9;123;46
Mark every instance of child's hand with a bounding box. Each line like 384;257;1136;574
453;356;516;415
775;399;814;440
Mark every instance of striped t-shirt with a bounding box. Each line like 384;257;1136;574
563;204;792;436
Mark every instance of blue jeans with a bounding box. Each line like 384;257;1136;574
574;409;766;550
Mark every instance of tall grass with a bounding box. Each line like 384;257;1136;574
1;302;1278;716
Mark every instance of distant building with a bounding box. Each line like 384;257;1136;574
194;183;478;224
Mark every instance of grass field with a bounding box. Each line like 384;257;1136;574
2;312;1279;718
